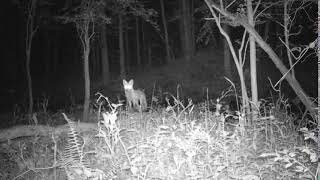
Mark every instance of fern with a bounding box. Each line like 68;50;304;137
63;114;86;166
59;113;91;179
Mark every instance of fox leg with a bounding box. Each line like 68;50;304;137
136;100;142;112
134;101;141;111
137;99;146;112
127;100;133;110
140;97;147;111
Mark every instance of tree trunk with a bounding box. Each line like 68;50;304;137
119;13;126;79
204;0;317;117
96;42;101;78
247;0;258;121
284;0;295;79
125;19;130;73
101;24;110;85
142;21;146;69
239;68;249;116
25;0;38;121
52;34;59;75
135;17;141;67
179;0;185;57
83;37;90;121
263;16;270;42
160;0;171;63
222;24;231;79
91;41;98;79
44;31;51;81
82;39;90;121
181;0;192;62
190;0;195;56
26;49;33;120
147;40;152;67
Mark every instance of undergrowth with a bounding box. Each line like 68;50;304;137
0;88;318;180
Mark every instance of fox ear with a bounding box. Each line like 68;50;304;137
123;79;128;85
129;79;134;85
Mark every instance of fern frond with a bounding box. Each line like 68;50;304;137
60;113;88;167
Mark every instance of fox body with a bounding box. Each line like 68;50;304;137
123;79;147;111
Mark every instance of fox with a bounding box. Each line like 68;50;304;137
123;79;147;111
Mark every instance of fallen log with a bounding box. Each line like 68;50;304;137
0;122;97;142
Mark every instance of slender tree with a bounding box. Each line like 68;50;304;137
60;0;109;121
119;13;126;79
135;17;141;67
247;0;259;121
15;0;54;121
205;0;250;127
181;0;193;62
222;24;232;79
125;17;130;73
283;0;295;79
25;0;38;121
160;0;171;63
100;23;110;85
142;20;146;67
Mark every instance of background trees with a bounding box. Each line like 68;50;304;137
1;0;316;122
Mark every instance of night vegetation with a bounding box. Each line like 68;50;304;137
0;0;318;179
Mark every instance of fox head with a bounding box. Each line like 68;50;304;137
123;79;134;90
